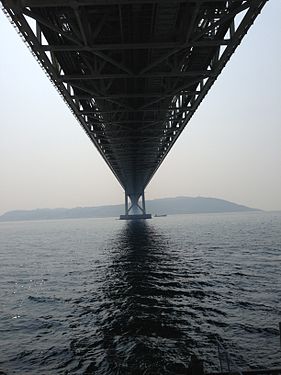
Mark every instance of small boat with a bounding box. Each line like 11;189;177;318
154;214;167;217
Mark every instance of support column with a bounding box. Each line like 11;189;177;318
120;190;151;220
125;193;129;215
141;191;146;215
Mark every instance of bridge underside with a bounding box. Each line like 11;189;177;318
2;0;266;215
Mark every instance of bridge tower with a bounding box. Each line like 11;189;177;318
120;191;151;220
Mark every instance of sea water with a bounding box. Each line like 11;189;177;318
0;211;280;374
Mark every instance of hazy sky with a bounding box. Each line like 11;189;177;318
0;1;280;215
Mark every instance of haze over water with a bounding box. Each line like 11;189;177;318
0;212;281;374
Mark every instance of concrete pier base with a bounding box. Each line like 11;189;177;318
120;213;152;220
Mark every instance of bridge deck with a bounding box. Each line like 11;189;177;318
2;0;266;200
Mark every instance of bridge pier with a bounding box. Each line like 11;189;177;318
120;191;151;220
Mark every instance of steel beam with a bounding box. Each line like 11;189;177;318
59;71;214;81
42;40;230;52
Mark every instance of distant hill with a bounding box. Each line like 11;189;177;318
0;197;259;222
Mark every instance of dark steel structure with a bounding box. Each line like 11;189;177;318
1;0;266;217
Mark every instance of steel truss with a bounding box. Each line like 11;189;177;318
1;0;267;211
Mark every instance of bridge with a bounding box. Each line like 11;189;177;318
1;0;267;219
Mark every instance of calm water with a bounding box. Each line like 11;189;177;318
0;212;280;374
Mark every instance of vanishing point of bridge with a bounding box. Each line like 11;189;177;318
2;0;266;219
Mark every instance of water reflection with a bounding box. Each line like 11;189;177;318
91;220;194;375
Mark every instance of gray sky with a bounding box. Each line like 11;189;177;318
0;1;280;215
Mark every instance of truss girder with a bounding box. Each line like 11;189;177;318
1;0;267;197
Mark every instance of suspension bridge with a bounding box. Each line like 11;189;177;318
1;0;267;219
